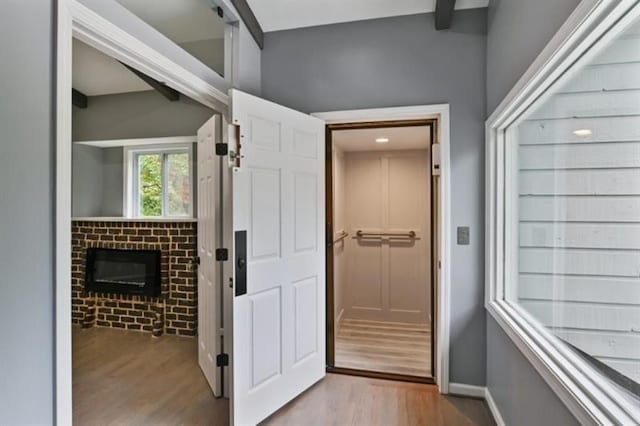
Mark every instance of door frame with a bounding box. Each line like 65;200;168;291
55;1;231;423
313;105;451;394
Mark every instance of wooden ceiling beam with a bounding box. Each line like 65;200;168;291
230;0;264;49
119;62;180;102
72;89;88;109
435;0;456;30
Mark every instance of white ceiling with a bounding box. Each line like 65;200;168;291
72;39;152;96
333;126;431;152
116;0;225;43
246;0;489;32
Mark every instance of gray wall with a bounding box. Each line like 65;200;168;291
486;0;580;112
102;148;124;216
485;0;580;423
262;9;488;386
0;1;54;424
72;146;124;217
72;91;210;217
72;145;198;218
486;320;579;425
73;145;105;216
73;90;214;141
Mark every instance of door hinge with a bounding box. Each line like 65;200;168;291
216;353;229;367
216;142;228;156
215;248;229;261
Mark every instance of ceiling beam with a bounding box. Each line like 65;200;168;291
72;89;88;109
435;0;456;30
119;62;180;102
230;0;264;49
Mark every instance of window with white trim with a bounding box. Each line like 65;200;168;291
125;145;193;218
487;1;640;423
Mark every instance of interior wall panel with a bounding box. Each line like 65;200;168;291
342;149;431;324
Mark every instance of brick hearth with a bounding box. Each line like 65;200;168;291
71;220;197;337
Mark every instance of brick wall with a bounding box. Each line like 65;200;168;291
72;220;197;337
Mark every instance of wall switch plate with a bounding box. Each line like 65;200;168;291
457;226;470;245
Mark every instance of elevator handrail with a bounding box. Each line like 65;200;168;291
333;230;349;243
355;230;416;238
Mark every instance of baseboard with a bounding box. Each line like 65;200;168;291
448;383;505;426
484;387;506;426
448;382;486;398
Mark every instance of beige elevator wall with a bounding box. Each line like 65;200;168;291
341;149;431;324
332;146;348;323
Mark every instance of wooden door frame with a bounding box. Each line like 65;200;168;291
313;106;451;393
55;1;231;423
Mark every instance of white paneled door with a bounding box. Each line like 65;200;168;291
230;89;326;426
197;115;222;397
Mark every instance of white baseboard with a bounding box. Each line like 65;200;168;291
448;382;486;398
484;387;506;426
448;383;505;426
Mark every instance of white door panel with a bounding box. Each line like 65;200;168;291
230;89;325;426
197;114;222;396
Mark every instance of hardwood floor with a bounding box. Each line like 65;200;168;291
265;374;495;426
335;318;431;377
74;327;492;426
73;327;228;425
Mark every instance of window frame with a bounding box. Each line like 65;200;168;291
485;0;640;424
124;143;194;219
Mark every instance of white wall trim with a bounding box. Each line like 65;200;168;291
55;1;230;423
485;0;640;424
448;383;485;399
313;104;452;394
484;387;506;426
74;135;196;148
69;0;229;112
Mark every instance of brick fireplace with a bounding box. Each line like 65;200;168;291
72;220;197;337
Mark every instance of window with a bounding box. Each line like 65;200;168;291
487;1;640;424
126;145;193;218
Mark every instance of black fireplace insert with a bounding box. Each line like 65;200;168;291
85;248;161;297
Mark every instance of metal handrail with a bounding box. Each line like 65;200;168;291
333;230;349;243
356;230;416;238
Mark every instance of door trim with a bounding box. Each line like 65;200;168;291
55;1;231;423
313;105;451;394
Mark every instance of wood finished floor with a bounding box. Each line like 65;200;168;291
335;318;431;377
74;327;493;426
73;327;228;425
265;374;495;426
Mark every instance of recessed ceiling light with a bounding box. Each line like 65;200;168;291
375;137;389;143
573;129;592;137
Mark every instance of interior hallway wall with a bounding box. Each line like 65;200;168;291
72;91;214;141
0;1;54;423
262;9;487;386
73;145;105;217
485;0;581;424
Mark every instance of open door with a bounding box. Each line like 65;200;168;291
230;89;326;425
197;114;223;397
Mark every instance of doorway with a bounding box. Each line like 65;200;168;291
69;33;231;423
326;120;439;384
